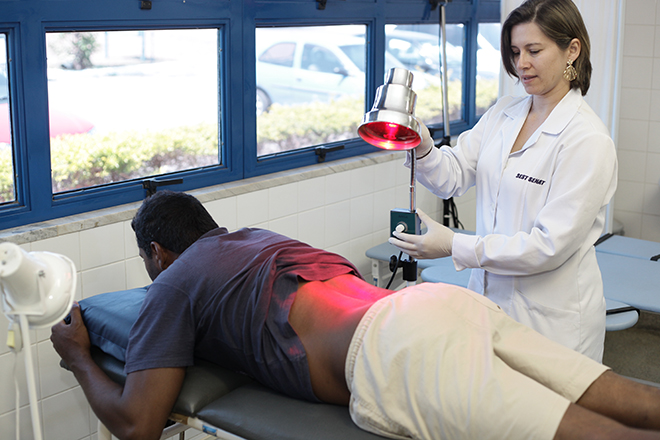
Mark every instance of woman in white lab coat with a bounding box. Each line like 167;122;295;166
389;0;617;362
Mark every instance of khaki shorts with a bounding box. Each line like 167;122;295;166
345;282;610;440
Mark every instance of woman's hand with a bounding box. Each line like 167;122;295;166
415;121;434;159
388;209;454;259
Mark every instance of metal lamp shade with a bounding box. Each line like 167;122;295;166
358;68;422;150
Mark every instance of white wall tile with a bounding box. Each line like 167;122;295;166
125;257;151;289
625;25;655;57
297;207;326;249
37;340;77;399
614;180;646;212
326;240;351;263
622;56;654;89
617;118;649;151
613;210;643;238
394;156;411;187
620;88;652;120
268;182;298;220
42;387;91;440
349;194;374;240
122;221;139;259
80;262;127;299
0;404;36;440
325;171;351;204
648;121;660;153
80;223;125;271
350;165;375;198
650;89;660;122
618;150;647;182
626;0;658;25
31;233;81;273
644;151;660;184
205;196;238;231
373;188;397;232
643;182;660;215
324;201;351;248
298;176;325;212
268;214;299;240
237;189;269;227
372;160;397;190
641;213;660;240
348;232;375;278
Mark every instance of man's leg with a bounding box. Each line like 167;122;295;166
554;402;660;440
573;371;660;430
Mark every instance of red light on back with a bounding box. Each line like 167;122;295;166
358;121;421;150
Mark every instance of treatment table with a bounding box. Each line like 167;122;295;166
63;288;387;440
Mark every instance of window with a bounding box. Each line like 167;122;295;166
256;25;366;157
385;23;465;127
46;29;220;194
476;22;501;116
0;0;499;229
0;33;14;204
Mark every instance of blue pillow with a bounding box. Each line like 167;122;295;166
78;287;148;362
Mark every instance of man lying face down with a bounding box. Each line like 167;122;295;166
51;190;660;440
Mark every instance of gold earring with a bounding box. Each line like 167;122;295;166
563;59;577;82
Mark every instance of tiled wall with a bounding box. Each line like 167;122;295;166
616;0;660;241
0;152;476;440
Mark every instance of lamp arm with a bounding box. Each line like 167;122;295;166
18;313;44;440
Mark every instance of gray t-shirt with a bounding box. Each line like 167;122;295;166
125;227;359;401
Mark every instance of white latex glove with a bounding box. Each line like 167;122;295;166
388;209;455;259
415;121;434;159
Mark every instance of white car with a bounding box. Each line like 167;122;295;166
255;28;435;115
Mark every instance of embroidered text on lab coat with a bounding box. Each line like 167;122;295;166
515;173;546;186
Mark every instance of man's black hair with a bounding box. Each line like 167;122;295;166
131;190;219;258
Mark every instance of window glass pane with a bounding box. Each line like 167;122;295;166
0;34;15;204
256;25;367;157
476;22;501;117
46;29;220;194
385;24;463;127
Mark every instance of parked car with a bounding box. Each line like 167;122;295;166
387;25;501;80
0;71;94;143
385;28;463;79
255;28;436;115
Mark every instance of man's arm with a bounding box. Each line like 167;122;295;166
51;303;186;440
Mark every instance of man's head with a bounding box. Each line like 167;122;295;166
131;190;219;279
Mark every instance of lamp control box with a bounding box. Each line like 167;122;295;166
390;208;421;237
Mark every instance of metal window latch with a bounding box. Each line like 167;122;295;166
317;0;345;10
142;178;183;197
314;145;344;163
429;0;452;10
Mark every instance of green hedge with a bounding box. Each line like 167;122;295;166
0;77;498;202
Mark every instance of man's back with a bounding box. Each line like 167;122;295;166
291;274;394;404
125;227;360;402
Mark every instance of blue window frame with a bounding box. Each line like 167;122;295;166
0;0;499;230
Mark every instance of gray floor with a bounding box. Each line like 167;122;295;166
603;311;660;384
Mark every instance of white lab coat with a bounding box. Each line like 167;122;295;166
413;88;618;362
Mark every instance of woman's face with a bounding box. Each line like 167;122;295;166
510;21;576;101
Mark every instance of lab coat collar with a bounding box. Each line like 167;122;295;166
504;88;581;135
503;88;581;152
537;88;582;135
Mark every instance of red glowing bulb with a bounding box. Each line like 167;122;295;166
358;121;421;150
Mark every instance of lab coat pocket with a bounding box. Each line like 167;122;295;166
510;290;581;352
